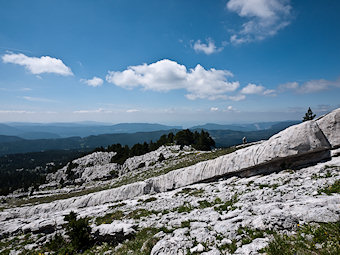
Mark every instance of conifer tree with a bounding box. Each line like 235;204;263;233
303;107;316;122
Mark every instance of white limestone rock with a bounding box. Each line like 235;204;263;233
92;222;135;236
317;108;340;148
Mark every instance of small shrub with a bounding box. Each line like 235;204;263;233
64;211;92;252
158;153;165;162
46;233;67;251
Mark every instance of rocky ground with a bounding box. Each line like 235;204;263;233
0;148;339;254
0;108;339;254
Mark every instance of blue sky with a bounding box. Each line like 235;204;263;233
0;0;339;126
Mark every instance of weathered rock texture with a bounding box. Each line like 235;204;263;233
317;108;340;149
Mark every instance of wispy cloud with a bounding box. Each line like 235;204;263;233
0;110;35;114
278;78;340;93
227;0;292;44
210;107;219;111
106;59;239;100
73;108;112;114
192;38;223;55
126;109;140;113
2;53;73;76
80;76;103;87
228;94;246;101
22;96;56;103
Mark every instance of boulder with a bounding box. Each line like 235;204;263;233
92;222;135;244
316;108;340;149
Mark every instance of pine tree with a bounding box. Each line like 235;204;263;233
303;107;316;122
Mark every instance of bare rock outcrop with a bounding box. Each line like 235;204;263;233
5;115;335;218
317;108;340;149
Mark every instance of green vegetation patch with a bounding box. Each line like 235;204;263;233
127;208;159;220
95;210;124;225
261;221;340;255
237;227;274;246
318;179;340;195
114;227;160;255
176;188;204;197
218;239;237;254
176;202;194;213
214;195;238;213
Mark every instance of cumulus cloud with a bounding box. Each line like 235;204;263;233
210;107;219;111
106;59;239;100
227;0;292;44
240;83;265;94
228;94;246;101
80;77;103;87
193;39;223;55
2;53;73;76
278;78;340;93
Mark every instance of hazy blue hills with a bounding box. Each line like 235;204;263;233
190;121;299;132
0;120;300;156
0;130;179;156
0;135;24;144
0;123;182;139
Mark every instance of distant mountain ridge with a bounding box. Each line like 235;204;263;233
0;123;182;139
0;120;301;156
190;121;299;132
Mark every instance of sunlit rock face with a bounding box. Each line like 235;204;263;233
317;108;340;149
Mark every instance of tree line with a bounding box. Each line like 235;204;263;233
94;129;215;165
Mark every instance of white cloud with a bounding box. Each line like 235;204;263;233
22;96;56;102
278;79;340;93
228;94;246;101
106;59;239;100
227;0;292;44
73;108;112;114
278;81;299;92
80;76;103;87
193;39;223;55
126;109;140;113
210;107;219;111
21;87;32;91
263;89;276;96
227;105;233;110
0;110;35;114
241;83;265;94
2;53;73;76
